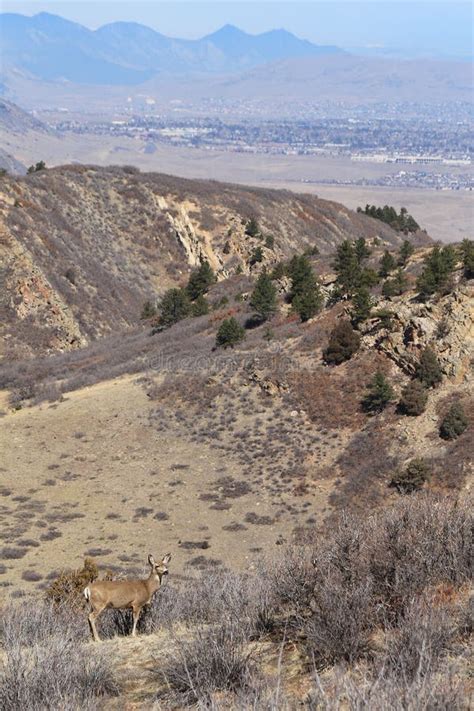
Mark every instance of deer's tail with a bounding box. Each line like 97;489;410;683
83;586;91;601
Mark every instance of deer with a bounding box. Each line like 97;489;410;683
83;553;171;641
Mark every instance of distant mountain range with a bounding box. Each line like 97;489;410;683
0;12;342;84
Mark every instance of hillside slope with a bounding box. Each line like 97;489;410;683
0;268;472;591
0;164;420;357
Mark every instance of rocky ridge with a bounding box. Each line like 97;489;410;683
0;164;420;357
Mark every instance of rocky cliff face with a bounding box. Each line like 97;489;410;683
0;164;417;357
360;283;473;381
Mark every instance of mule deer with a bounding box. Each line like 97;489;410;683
84;553;171;641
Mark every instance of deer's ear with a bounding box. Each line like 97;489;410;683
162;553;171;565
148;554;155;566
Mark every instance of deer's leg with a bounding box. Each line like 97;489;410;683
88;606;104;642
131;606;141;637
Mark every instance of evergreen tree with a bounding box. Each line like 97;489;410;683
379;250;396;277
287;254;312;292
288;254;323;321
270;261;286;280
361;371;395;413
323;320;361;365
249;269;277;322
215;317;246;348
27;160;46;174
398;239;415;266
439;402;468;440
292;281;323;322
332;240;361;296
361;205;419;233
191;294;209;317
141;299;157;320
359;268;380;288
398;380;428;416
460;238;474;279
186;261;216;300
391;458;430;494
415;347;443;388
382;268;408;298
355;237;371;264
351;285;373;325
249;246;263;266
245;218;260;238
159;288;190;327
265;234;275;249
417;245;457;299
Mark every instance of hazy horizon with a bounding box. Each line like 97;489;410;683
2;1;473;58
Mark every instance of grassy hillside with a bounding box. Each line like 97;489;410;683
0;167;471;709
0;164;425;357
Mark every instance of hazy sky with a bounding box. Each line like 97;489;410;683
2;1;472;55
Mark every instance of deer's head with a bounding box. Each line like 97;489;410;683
148;553;171;582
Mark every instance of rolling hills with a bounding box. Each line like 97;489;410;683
0;163;471;711
0;164;416;357
0;164;471;590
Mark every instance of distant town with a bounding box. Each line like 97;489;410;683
46;103;473;191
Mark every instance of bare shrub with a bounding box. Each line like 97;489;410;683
0;599;86;647
140;569;273;640
308;665;463;711
244;512;274;526
265;545;317;616
380;599;455;681
21;570;43;582
0;634;118;710
0;547;27;560
306;576;375;666
366;494;472;617
157;623;257;706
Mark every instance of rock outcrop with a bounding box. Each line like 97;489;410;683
361;283;473;380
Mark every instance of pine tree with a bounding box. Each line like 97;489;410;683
27;160;46;174
215;317;246;348
460;239;474;279
361;371;395;413
323;320;361;365
186;261;216;301
265;234;275;249
292;282;323;322
360;268;380;288
141;300;157;320
191;294;209;317
245;218;260;238
398;380;428;416
379;250;396;277
417;245;457;299
249;269;277;322
249;246;263;266
351;285;373;325
391;458;430;494
332;240;361;296
288;254;323;321
287;254;313;292
382;268;408;298
355;237;371;264
415;347;443;388
439;402;468;440
159;288;190;327
398;239;415;266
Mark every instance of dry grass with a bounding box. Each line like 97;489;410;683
1;493;470;709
